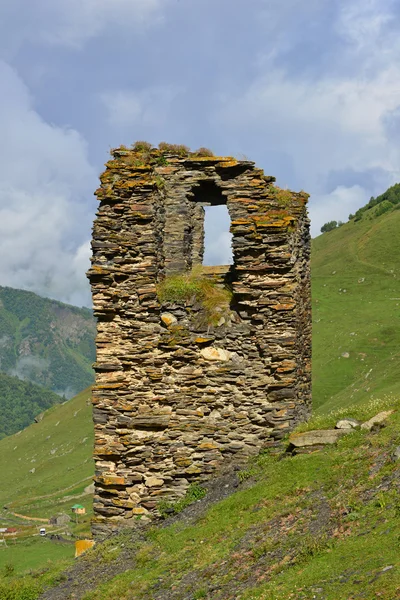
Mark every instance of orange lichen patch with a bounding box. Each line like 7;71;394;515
194;337;214;344
197;442;220;450
215;159;239;168
121;161;152;172
155;166;178;175
113;178;152;190
75;540;95;558
274;408;288;417
112;498;136;508
249;179;266;187
230;218;253;226
276;360;297;373
88;265;112;274
252;214;297;230
96;475;126;486
184;156;221;162
271;303;296;311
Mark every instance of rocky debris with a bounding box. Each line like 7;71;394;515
289;429;350;450
360;411;394;431
336;418;360;429
392;446;400;461
87;144;311;537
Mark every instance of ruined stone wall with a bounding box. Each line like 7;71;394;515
87;144;311;537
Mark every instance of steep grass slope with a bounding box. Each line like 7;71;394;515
0;286;95;398
36;396;400;600
312;209;400;413
0;387;94;522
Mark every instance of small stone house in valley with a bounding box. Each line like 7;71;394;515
87;142;311;538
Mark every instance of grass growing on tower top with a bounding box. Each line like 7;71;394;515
157;267;232;325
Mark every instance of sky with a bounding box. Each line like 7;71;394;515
1;0;400;307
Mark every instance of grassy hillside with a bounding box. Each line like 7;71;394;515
0;372;63;439
312;209;400;413
0;387;94;524
3;394;397;599
0;286;95;398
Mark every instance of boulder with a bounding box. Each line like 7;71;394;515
336;418;360;430
289;429;350;448
360;410;394;431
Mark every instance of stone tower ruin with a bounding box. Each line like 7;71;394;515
87;143;311;537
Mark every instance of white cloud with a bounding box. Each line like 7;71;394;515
215;61;400;235
100;86;181;129
0;61;95;305
337;0;395;52
0;0;166;51
309;185;369;237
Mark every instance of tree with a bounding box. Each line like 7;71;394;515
320;221;338;233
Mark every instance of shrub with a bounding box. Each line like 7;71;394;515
269;185;293;205
158;142;190;157
373;200;393;217
195;147;214;157
131;141;153;153
320;220;338;233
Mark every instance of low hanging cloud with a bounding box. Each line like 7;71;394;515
0;61;95;305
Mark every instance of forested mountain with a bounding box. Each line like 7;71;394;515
0;286;95;398
0;372;63;439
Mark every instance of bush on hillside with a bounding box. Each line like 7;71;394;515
353;183;400;222
320;221;338;233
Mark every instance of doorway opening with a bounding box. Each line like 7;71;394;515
191;180;233;266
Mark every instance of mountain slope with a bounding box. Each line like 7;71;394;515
28;397;400;599
0;286;96;397
0;387;94;522
0;372;63;439
312;208;400;413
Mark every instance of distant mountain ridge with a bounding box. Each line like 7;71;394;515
0;286;96;398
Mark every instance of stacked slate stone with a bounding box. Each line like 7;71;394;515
87;142;311;538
